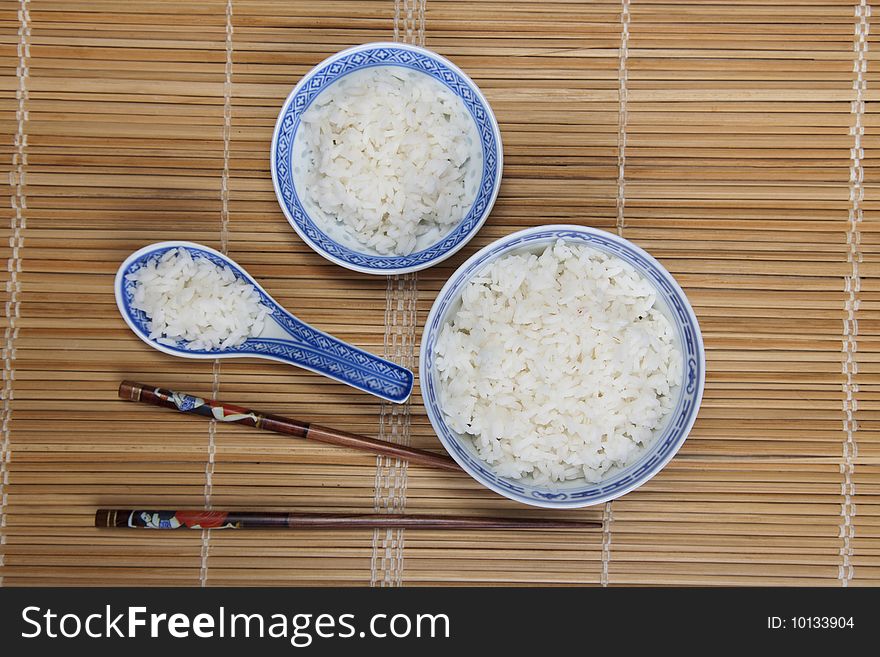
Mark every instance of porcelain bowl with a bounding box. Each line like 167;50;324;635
419;225;705;508
270;42;503;275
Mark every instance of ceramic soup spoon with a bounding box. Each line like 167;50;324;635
115;241;413;403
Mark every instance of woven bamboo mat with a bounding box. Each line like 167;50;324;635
0;0;877;587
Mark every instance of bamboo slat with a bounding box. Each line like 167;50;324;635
0;0;877;587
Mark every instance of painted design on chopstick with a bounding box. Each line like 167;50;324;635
131;510;237;530
152;387;262;426
164;390;202;413
135;510;180;529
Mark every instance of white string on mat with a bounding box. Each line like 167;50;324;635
371;0;425;587
200;0;235;589
371;277;396;587
838;0;870;588
394;0;424;48
615;0;630;239
600;502;614;587
220;0;234;255
372;275;417;587
602;0;631;588
0;0;31;585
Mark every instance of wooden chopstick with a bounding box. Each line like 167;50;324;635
118;381;461;472
95;509;600;531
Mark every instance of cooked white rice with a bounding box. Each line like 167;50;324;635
434;240;682;484
293;66;483;256
127;248;272;351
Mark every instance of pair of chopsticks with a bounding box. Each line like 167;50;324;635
115;381;600;532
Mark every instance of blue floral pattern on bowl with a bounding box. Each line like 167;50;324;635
116;242;414;404
419;226;705;508
270;42;503;275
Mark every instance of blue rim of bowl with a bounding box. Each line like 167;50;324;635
419;225;706;508
270;42;503;275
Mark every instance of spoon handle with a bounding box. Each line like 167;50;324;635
249;310;414;403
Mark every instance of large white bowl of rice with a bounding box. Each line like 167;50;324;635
420;225;705;508
271;42;502;275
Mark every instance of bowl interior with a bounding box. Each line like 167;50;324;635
272;43;502;273
421;227;703;507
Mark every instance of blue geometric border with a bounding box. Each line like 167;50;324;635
272;44;501;272
421;228;704;506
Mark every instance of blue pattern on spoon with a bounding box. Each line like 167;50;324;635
115;241;414;404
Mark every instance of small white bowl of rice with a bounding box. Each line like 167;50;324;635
420;225;705;508
271;42;503;275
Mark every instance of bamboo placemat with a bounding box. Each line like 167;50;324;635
0;0;877;587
